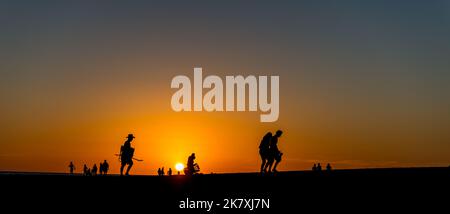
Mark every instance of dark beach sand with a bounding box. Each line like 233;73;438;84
2;167;449;212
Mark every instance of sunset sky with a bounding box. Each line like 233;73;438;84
1;1;450;174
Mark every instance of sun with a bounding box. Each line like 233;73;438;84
175;163;184;171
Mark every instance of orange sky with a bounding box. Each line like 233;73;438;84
1;63;449;175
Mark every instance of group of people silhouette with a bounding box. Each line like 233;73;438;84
312;163;332;172
69;130;288;176
72;160;109;176
157;167;173;176
259;130;284;174
68;133;201;176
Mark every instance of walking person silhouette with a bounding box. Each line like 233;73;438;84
92;164;98;176
265;130;283;173
102;160;109;175
259;132;272;173
119;134;136;176
99;162;104;175
68;161;75;175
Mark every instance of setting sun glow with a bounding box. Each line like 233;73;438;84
175;163;184;171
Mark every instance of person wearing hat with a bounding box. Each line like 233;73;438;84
119;133;135;176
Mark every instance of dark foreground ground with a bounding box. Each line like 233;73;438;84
2;167;450;213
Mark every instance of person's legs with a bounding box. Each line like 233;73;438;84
265;158;274;173
120;163;125;176
260;159;266;173
272;153;282;172
260;153;267;173
267;162;273;173
273;161;280;172
125;161;133;175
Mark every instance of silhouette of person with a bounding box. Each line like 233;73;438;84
326;163;332;172
259;132;272;173
185;153;199;175
312;163;317;171
83;164;89;176
119;134;135;176
99;162;104;175
265;130;283;173
84;165;92;176
102;160;109;175
161;167;165;176
317;163;322;172
157;168;161;176
92;164;98;176
68;161;75;175
168;168;172;176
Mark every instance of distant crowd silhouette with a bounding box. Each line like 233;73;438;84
77;160;110;176
157;167;173;176
312;163;332;172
